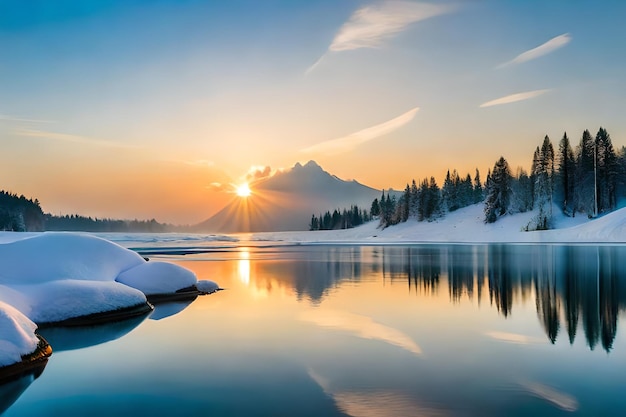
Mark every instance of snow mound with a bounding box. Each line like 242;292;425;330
557;208;626;241
0;232;220;368
116;261;197;296
19;280;148;324
0;302;39;367
0;233;144;285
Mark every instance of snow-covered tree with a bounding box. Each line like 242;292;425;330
484;157;512;223
533;135;555;229
510;167;533;213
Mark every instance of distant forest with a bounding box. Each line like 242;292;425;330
312;127;626;231
309;205;371;231
0;191;170;232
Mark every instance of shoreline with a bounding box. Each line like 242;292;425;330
0;336;52;385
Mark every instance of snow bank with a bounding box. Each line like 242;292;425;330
0;232;215;368
116;261;197;296
0;303;39;367
16;280;148;324
250;204;626;244
0;233;144;285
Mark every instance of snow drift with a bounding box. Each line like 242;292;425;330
0;232;218;369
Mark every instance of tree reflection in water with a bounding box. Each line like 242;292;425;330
257;245;626;353
380;244;625;352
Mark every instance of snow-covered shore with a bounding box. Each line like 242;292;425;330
0;232;218;371
246;204;626;245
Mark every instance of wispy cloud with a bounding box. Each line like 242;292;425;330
479;89;551;108
301;106;419;155
15;128;139;149
306;1;453;74
498;33;571;69
0;114;54;124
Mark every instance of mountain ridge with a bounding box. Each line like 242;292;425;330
195;160;386;233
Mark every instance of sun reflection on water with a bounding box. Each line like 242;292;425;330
238;248;250;285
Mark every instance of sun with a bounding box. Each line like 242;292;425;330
236;183;251;197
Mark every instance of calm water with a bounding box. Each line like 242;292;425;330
3;243;626;416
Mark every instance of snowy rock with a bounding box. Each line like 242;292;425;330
0;231;222;375
21;280;148;325
0;302;39;367
116;261;197;296
0;232;211;326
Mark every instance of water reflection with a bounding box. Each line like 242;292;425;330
238;248;250;285
245;245;626;352
300;309;422;355
0;373;42;415
518;380;579;412
36;313;148;352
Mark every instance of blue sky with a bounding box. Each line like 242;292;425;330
1;0;625;223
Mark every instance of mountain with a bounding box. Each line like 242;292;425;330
195;161;385;233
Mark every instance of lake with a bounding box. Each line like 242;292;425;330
3;242;626;416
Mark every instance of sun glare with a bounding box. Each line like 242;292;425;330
236;183;251;197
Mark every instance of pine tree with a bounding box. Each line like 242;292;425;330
595;127;618;212
557;132;576;215
401;184;410;222
370;198;380;217
409;180;419;219
533;135;555;229
484;156;511;223
428;176;441;218
473;169;483;203
576;129;596;216
511;167;532;213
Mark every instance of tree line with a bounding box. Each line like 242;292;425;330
0;190;170;232
311;127;625;231
484;127;624;229
309;205;370;230
0;191;45;231
45;214;169;232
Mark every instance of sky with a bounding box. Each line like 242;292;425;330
1;0;626;224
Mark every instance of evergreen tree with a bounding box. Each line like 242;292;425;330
428;176;441;218
473;169;483;204
401;184;410;222
595;127;618;212
309;214;319;231
557;132;576;214
370;198;380;217
459;173;473;208
511;167;533;213
576;129;596;216
484;156;512;223
409;180;419;219
533;135;555;229
417;178;429;222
